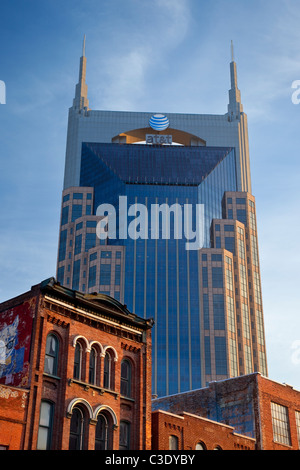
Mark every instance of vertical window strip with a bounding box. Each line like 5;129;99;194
251;234;259;266
244;344;252;374
229;338;238;377
253;271;262;305
256;310;265;345
242;303;250;339
259;350;267;376
227;296;235;333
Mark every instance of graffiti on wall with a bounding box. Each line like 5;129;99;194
0;300;35;387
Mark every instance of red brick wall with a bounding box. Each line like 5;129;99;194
0;384;29;450
257;375;300;450
152;374;300;450
152;410;256;450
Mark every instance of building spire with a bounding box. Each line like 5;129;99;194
73;35;89;111
231;39;234;62
228;40;243;120
82;34;86;57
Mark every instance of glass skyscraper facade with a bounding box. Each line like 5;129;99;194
56;42;268;397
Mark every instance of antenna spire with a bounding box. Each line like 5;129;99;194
82;34;86;57
228;41;243;120
73;36;89;111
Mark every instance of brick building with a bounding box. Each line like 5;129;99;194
152;410;256;450
152;373;300;450
0;278;153;450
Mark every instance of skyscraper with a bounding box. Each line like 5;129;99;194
57;39;267;397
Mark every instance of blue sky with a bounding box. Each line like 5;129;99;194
1;0;300;389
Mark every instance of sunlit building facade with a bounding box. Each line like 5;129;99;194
56;41;267;397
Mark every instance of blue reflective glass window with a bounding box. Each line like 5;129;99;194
204;337;211;375
88;265;96;288
76;222;83;231
116;251;122;259
115;264;121;286
202;267;208;287
72;204;82;222
212;267;223;288
202;254;207;261
228;209;233;219
114;291;120;301
215;337;227;374
212;254;222;261
72;260;81;291
57;266;64;284
225;237;235;254
215;224;220;231
85;233;96;252
237;209;247;225
100;264;111;285
227;198;232;204
90;252;97;262
215;237;221;248
74;234;82;255
224;225;234;231
203;294;210;329
87;193;92;200
213;294;225;330
86;221;97;228
86;205;92;215
58;230;67;262
73;193;83;199
79;142;239;397
236;198;246;205
63;194;70;203
61;206;69;226
101;251;112;258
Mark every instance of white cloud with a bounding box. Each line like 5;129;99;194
95;0;191;110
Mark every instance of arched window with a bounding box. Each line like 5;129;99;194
169;435;179;450
44;334;59;376
103;351;113;389
73;343;82;380
95;412;113;450
69;406;86;450
196;441;206;450
89;347;96;385
120;359;132;397
119;421;131;450
37;400;54;450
